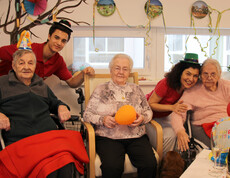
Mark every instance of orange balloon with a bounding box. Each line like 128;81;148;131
115;105;136;125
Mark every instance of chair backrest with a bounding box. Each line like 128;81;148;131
84;72;138;107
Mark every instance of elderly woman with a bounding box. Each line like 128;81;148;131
83;54;157;178
171;58;230;152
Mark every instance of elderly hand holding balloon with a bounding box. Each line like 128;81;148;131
103;115;117;128
129;113;144;127
103;112;144;128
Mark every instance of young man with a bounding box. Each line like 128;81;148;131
0;20;95;88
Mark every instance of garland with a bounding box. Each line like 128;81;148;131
186;5;230;60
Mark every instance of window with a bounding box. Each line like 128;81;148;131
62;26;153;77
164;28;230;72
61;26;230;83
73;37;144;70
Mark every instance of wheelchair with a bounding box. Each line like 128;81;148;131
0;88;88;178
181;110;209;169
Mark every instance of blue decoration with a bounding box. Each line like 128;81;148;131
149;0;162;6
210;152;228;166
97;0;116;16
97;0;115;5
72;62;91;73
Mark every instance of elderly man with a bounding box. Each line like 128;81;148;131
0;20;95;88
0;49;71;144
171;58;230;152
0;49;89;177
84;54;157;178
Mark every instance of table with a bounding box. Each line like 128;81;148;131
180;149;227;178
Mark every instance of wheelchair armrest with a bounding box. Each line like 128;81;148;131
146;120;163;161
0;130;5;149
184;110;193;138
82;121;96;178
50;114;65;130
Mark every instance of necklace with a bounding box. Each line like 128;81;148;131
121;90;126;100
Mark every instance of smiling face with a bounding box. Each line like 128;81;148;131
180;67;200;90
110;57;130;86
12;52;36;85
201;63;220;91
47;29;68;53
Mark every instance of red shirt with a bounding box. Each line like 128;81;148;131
0;43;72;81
146;78;182;118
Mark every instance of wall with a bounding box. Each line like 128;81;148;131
0;0;230;115
2;0;230;45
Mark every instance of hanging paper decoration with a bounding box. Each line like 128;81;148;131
23;0;47;16
97;0;116;17
191;1;208;19
144;0;163;19
16;0;21;28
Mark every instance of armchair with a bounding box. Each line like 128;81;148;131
82;72;163;178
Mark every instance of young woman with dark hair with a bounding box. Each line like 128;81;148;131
146;53;201;155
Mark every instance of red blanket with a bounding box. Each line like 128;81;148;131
0;130;89;178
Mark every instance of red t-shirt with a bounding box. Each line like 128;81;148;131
146;78;182;118
0;43;72;81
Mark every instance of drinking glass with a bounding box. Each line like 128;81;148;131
209;132;225;177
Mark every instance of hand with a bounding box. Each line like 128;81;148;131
82;67;95;75
0;113;10;131
129;113;144;127
177;129;190;152
173;100;188;114
103;116;117;128
58;105;71;123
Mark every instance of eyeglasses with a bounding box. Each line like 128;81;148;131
113;67;130;73
202;72;217;79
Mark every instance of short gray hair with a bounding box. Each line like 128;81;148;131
109;53;133;71
12;49;36;65
201;58;222;77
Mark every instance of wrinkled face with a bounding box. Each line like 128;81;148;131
47;29;68;53
180;67;200;90
12;53;36;83
110;57;130;85
201;63;220;91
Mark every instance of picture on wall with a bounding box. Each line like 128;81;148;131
191;0;208;19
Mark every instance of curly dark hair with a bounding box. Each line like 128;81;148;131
165;62;201;90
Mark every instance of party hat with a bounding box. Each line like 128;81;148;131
17;30;32;50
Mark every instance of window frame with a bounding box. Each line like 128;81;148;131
61;26;156;80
